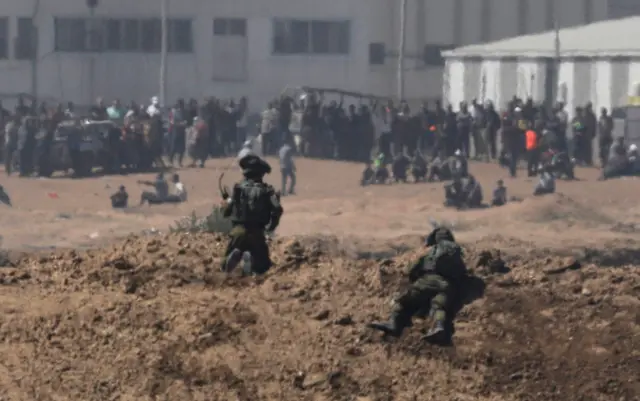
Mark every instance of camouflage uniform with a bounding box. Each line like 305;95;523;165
222;154;283;275
368;227;467;345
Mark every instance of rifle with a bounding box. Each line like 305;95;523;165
218;172;229;200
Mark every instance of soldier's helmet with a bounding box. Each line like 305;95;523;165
425;227;455;246
239;154;272;176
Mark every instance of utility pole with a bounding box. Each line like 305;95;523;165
159;0;168;107
86;0;98;104
553;7;561;102
30;0;42;100
397;0;407;101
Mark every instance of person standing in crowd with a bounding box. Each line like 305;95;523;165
525;122;539;177
4;114;20;176
598;107;614;167
584;102;597;166
279;140;296;196
169;99;187;167
572;106;588;166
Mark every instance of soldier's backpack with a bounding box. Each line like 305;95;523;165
232;180;272;226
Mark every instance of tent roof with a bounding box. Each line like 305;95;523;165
443;16;640;59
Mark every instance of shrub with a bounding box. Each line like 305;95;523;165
0;236;10;267
170;206;233;234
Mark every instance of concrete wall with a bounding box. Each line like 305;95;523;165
0;0;619;108
0;0;375;109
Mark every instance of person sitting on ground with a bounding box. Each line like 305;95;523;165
411;149;428;182
627;144;640;174
444;176;465;208
138;172;169;205
601;138;632;180
110;185;128;208
360;161;375;186
491;179;507;207
373;153;389;184
392;152;411;183
608;136;627;162
165;173;187;203
534;165;556;196
0;185;11;207
463;174;483;208
448;149;468;178
428;150;453;181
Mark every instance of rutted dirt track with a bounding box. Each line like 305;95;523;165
0;159;639;400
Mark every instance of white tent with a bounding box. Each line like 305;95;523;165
441;16;640;114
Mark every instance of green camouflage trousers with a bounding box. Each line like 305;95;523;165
223;226;272;274
394;274;451;323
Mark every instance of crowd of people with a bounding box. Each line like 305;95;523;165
2;89;640;209
0;95;253;178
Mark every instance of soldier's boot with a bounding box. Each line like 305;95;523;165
423;320;452;346
367;309;412;337
222;249;243;272
241;251;253;275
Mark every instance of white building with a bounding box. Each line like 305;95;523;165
442;16;640;117
0;0;627;109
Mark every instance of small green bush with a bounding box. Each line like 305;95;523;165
170;206;233;234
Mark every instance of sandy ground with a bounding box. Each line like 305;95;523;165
1;158;640;250
0;158;638;400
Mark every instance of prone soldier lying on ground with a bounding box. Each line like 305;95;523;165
368;227;468;345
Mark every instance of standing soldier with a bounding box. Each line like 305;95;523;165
221;154;283;275
368;227;468;345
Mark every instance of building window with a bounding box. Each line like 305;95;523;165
86;19;103;51
105;19;122;51
140;19;160;52
423;44;454;66
168;19;193;52
272;19;349;55
0;18;7;59
608;0;640;18
54;18;88;52
54;17;192;53
122;19;140;51
214;18;246;36
369;42;385;65
15;18;35;59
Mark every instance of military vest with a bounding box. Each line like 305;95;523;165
424;240;466;281
231;180;271;227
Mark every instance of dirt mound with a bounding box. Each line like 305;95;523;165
0;233;638;400
513;193;615;227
